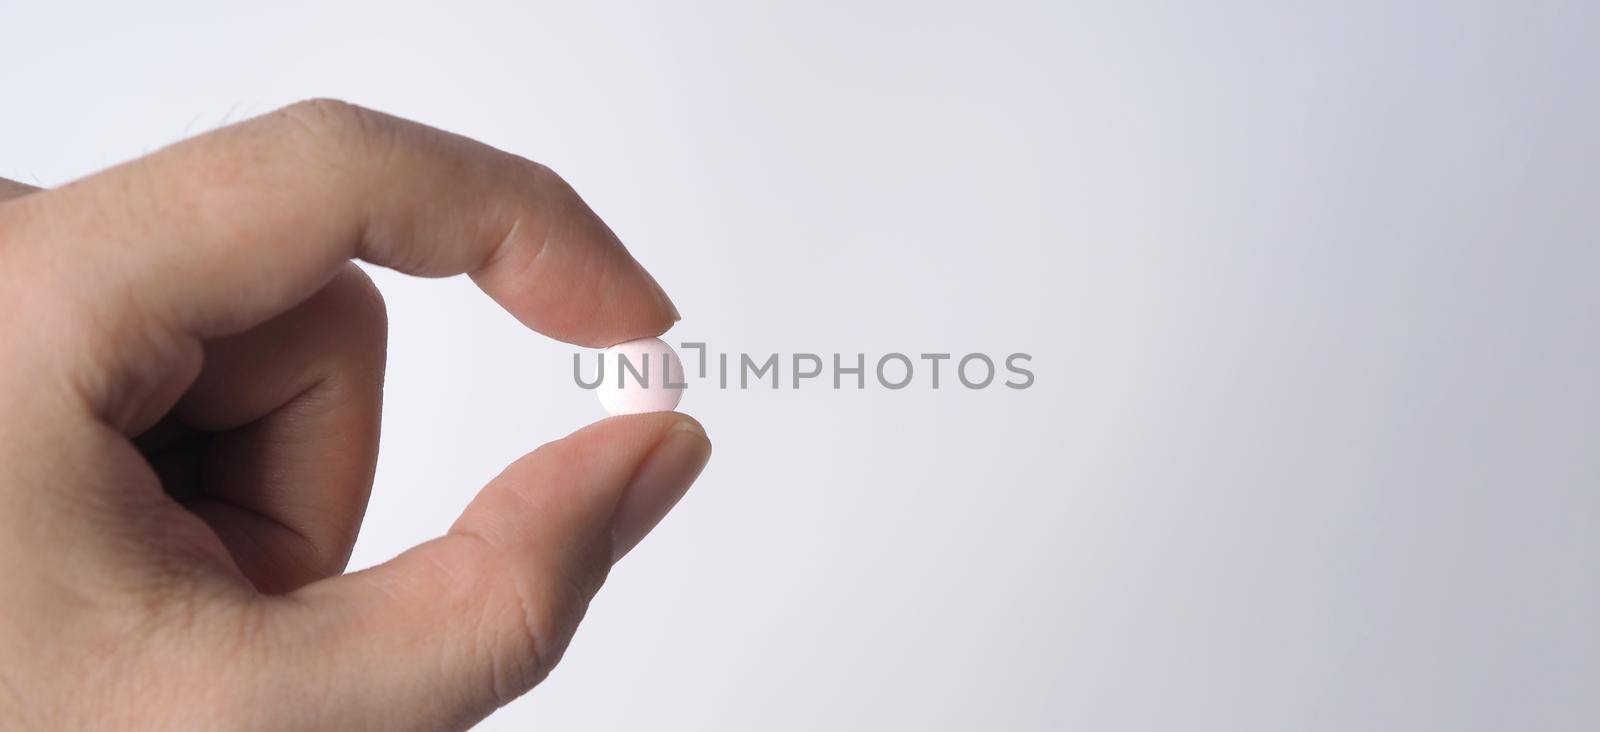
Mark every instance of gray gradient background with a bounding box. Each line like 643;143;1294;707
4;1;1597;729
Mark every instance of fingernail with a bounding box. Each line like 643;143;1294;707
611;420;711;561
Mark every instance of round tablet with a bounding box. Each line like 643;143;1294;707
597;337;686;415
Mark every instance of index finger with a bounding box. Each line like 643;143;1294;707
0;100;678;422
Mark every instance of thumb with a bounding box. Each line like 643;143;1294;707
265;412;711;731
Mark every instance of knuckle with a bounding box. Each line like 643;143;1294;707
482;576;558;706
525;160;565;191
0;194;47;279
279;98;366;139
527;161;587;214
272;98;396;166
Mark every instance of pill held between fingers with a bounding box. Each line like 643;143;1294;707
597;337;686;416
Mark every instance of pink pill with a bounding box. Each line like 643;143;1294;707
597;337;686;415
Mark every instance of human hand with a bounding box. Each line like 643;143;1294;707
0;100;711;730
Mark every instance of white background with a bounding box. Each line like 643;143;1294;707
4;1;1598;729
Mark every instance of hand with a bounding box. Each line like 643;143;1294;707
0;100;711;730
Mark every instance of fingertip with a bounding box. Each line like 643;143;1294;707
593;411;711;457
468;193;679;348
609;415;712;561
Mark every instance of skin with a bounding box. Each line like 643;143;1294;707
0;99;712;730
